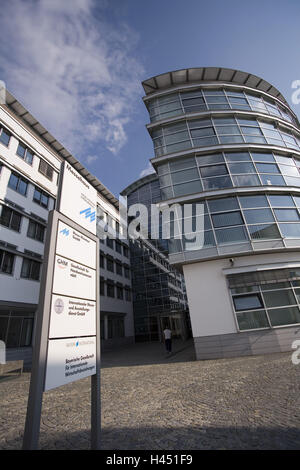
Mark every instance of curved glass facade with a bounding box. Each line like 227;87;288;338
144;72;300;259
143;68;300;346
158;150;300;199
167;192;300;254
147;88;297;125
152;115;300;157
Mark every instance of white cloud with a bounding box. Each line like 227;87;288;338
139;162;156;178
0;0;144;158
86;155;98;165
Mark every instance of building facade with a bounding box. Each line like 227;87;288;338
0;89;134;368
121;174;189;342
142;67;300;359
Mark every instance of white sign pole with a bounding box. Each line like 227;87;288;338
23;161;101;449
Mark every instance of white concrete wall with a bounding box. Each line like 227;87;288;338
183;259;237;338
0;103;135;340
183;251;300;339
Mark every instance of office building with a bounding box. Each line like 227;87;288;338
142;67;300;359
0;89;134;368
121;173;189;342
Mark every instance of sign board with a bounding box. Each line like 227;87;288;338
23;161;101;450
53;254;96;301
49;294;96;338
44;216;97;389
44;336;96;391
57;161;97;235
56;220;96;268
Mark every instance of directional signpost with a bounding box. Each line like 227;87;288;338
23;161;101;450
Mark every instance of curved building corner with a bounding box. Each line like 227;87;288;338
142;67;300;360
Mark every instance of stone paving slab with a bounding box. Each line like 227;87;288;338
0;341;299;450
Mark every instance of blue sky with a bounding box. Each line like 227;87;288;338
0;0;300;196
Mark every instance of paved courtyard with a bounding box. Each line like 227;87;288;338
0;339;300;450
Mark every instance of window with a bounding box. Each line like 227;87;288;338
208;197;239;213
256;163;280;174
269;195;295;207
200;164;228;178
33;187;49;208
16;143;34;165
236;310;269;330
108;316;125;338
0;250;14;274
274;209;300;222
215;226;248;244
100;252;104;268
212;211;243;228
107;280;115;298
228;162;256;174
0;126;11;146
123;246;129;257
100;277;105;296
106;237;114;250
38;159;53;180
173;180;203;195
251;152;275;163
125;287;132;301
279;223;300;238
239;195;269;208
106;257;114;272
0;205;22;231
116;262;123;276
115;240;122;254
21;258;41;280
8;172;28;196
233;294;263;311
27;220;45;242
0;311;34;348
267;307;300;326
263;289;297;308
196;153;224;166
171;168;199;184
124;266;130;279
225;152;251;162
243;209;274;224
260;174;285;186
248;224;281;240
232;174;260;187
229;269;300;330
117;285;123;300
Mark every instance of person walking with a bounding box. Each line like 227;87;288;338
163;325;172;354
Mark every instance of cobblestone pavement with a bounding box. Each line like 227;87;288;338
0;340;300;450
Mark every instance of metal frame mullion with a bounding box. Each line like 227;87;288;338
258;285;272;328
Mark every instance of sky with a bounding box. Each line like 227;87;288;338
0;0;300;197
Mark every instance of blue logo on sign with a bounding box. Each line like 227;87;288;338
80;207;96;223
76;341;79;347
60;228;69;236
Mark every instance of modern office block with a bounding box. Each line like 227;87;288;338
121;174;189;342
0;89;134;368
142;67;300;359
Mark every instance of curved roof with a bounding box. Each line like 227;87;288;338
121;171;158;196
142;67;288;105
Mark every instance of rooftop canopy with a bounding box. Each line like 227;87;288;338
142;67;288;105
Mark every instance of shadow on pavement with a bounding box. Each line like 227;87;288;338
101;339;196;368
4;425;300;450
